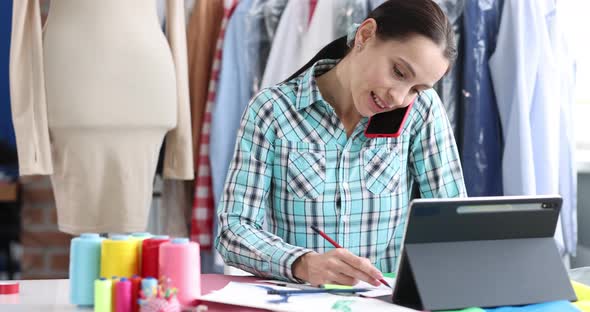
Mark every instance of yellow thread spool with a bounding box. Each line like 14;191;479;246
130;232;151;273
100;235;138;279
94;278;112;312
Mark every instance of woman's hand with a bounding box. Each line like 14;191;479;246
292;250;383;286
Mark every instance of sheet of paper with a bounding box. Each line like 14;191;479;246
257;276;396;297
197;281;417;312
255;279;318;289
354;276;395;298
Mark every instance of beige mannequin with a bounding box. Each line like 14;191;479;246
10;0;193;234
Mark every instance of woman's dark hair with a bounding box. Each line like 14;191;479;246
286;0;456;81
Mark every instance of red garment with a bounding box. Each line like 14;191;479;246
309;0;318;25
191;0;239;250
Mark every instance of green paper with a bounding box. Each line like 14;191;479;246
322;284;354;290
383;272;396;279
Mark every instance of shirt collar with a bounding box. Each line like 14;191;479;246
294;59;340;111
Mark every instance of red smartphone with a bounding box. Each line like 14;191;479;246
364;101;414;138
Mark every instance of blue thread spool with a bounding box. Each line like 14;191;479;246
70;233;104;305
130;232;152;239
141;277;158;298
152;235;170;240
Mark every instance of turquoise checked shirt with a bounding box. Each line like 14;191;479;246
215;59;467;282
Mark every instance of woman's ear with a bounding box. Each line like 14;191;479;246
355;18;377;48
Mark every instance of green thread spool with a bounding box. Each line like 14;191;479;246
94;278;112;312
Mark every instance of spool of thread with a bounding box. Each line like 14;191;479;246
159;238;200;307
94;278;112;312
0;281;19;295
130;232;152;240
101;235;139;279
141;277;158;299
130;275;142;312
111;276;119;312
141;235;170;278
69;233;103;305
115;277;132;312
130;233;152;273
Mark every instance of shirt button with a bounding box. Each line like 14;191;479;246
342;216;349;223
342;182;349;189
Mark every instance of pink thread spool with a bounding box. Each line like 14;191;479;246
115;277;132;312
159;238;200;307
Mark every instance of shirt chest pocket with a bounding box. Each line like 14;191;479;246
362;146;402;195
287;150;326;200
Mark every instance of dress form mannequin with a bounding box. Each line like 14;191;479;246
10;0;193;234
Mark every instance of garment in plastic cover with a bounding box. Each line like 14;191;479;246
460;0;504;197
432;0;465;144
335;0;371;38
247;0;288;93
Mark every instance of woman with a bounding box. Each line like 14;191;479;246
215;0;467;287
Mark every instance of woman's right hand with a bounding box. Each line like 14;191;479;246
292;249;383;287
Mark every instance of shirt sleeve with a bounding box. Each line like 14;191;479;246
215;91;313;282
410;90;467;198
10;0;53;175
163;0;194;179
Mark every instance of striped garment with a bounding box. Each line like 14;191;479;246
190;0;239;249
215;59;467;282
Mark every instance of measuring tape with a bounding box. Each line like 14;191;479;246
0;281;19;295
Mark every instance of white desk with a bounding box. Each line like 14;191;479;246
0;275;266;312
0;279;91;311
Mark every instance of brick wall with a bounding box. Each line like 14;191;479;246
20;176;71;279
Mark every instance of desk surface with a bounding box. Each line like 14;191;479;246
0;274;268;312
3;269;589;312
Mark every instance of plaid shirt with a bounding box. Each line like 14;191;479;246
215;59;467;282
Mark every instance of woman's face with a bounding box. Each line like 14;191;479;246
349;20;450;117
